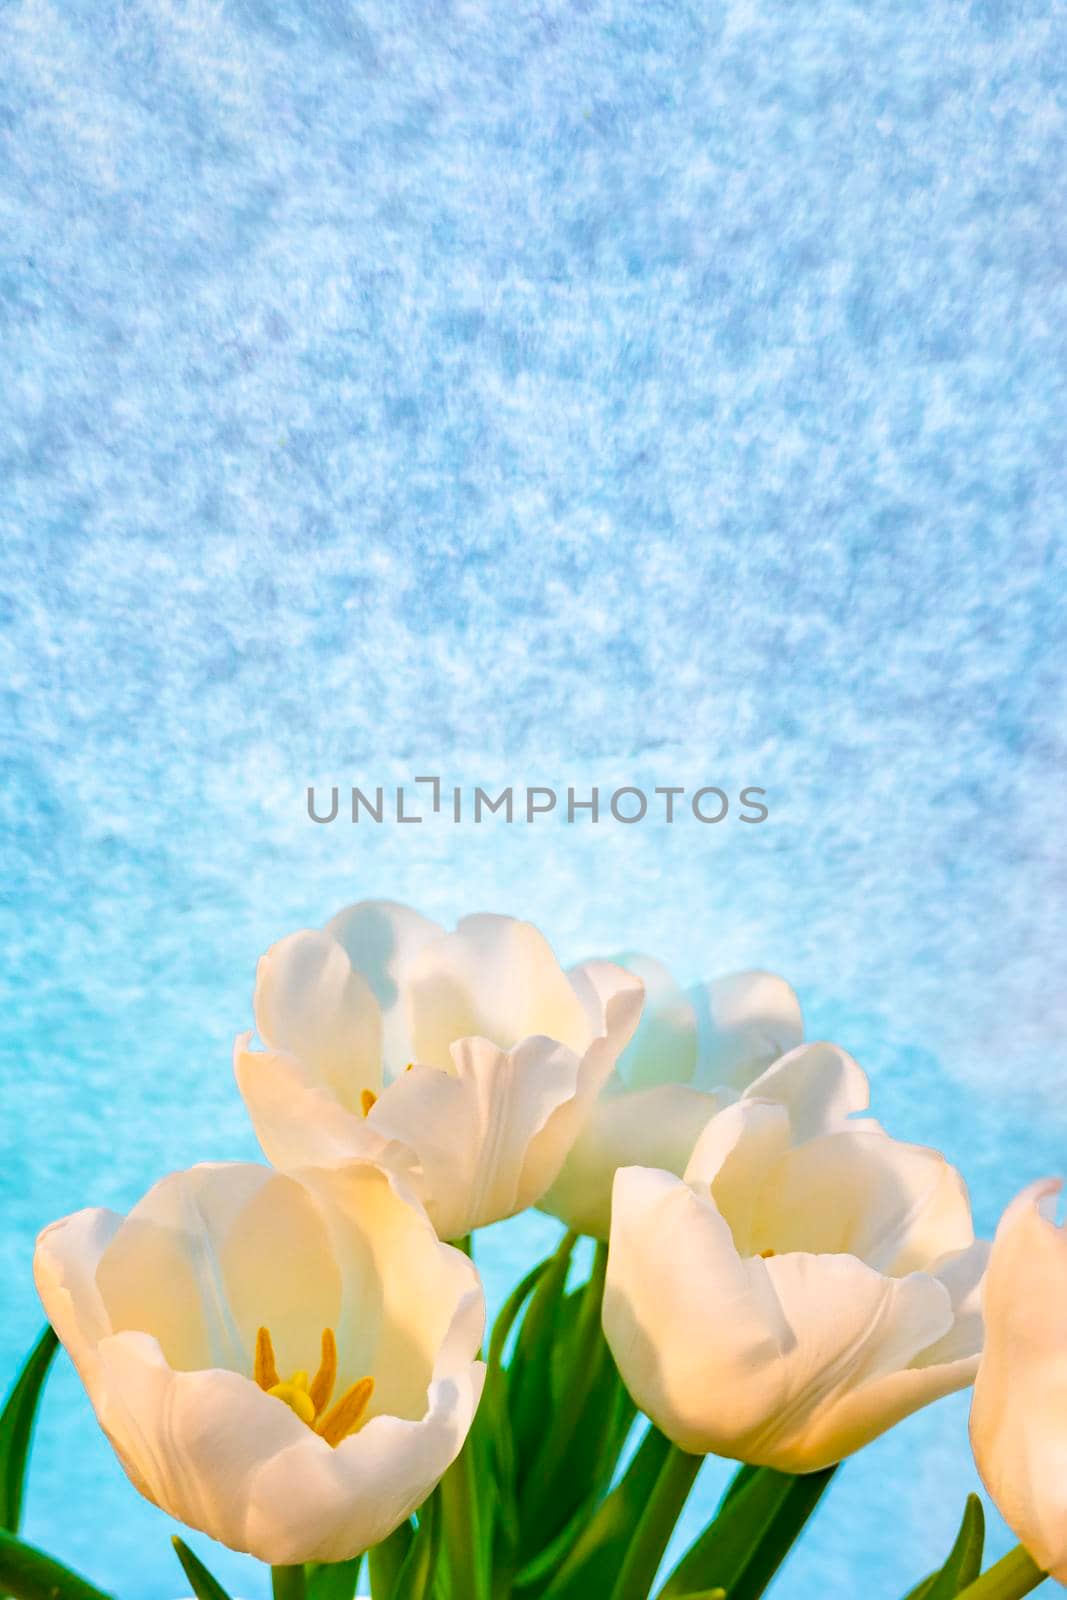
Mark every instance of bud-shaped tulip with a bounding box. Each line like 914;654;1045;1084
235;901;644;1241
35;1160;485;1565
604;1044;988;1471
541;955;803;1237
970;1179;1067;1581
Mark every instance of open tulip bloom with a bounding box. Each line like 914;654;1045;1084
234;901;644;1241
32;1160;485;1566
3;904;1058;1600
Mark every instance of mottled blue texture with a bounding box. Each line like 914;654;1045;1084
2;0;1066;1593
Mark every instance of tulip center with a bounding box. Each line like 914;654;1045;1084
254;1326;374;1447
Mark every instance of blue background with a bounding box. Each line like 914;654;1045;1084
2;0;1065;1593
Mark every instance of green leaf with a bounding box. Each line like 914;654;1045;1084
541;1423;674;1600
368;1520;413;1599
392;1494;442;1600
903;1497;986;1600
0;1327;58;1534
306;1557;361;1600
508;1233;577;1479
172;1537;234;1600
305;1559;360;1600
0;1528;114;1600
656;1463;837;1600
519;1246;613;1548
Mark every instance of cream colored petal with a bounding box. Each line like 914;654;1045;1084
743;1041;871;1138
566;960;646;1073
605;954;698;1090
253;930;382;1109
604;1166;790;1455
233;1032;411;1179
92;1163;343;1379
970;1179;1067;1581
324;900;445;1074
34;1207;123;1385
93;1332;311;1554
688;971;804;1091
684;1099;793;1257
244;1363;485;1564
751;1129;975;1275
406;914;593;1068
540;1082;733;1239
366;1036;583;1239
749;1252;957;1471
913;1238;989;1368
293;1160;485;1421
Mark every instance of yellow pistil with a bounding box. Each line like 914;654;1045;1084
360;1088;377;1116
254;1325;373;1447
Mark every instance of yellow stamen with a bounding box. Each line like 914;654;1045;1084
760;1248;776;1259
309;1327;338;1415
254;1326;280;1391
317;1377;375;1446
405;1062;414;1072
267;1380;316;1426
360;1088;377;1116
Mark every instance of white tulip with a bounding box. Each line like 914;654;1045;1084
34;1160;485;1565
235;901;644;1241
970;1179;1067;1582
603;1044;988;1471
540;954;803;1238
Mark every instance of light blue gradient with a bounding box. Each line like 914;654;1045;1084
1;0;1065;1594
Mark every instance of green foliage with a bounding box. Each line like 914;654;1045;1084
0;1529;114;1600
0;1328;58;1536
172;1537;235;1600
307;1556;362;1600
656;1463;837;1600
904;1497;985;1600
368;1520;414;1598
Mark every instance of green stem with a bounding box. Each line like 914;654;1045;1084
521;1242;609;1531
271;1565;307;1600
439;1435;490;1600
956;1546;1046;1600
609;1444;703;1600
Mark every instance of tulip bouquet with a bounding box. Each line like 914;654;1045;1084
2;902;1062;1600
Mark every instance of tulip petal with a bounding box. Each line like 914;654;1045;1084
743;1040;872;1138
366;1036;584;1239
688;971;804;1091
234;1032;412;1178
324;901;445;1074
93;1164;343;1379
751;1251;956;1469
604;1166;790;1455
540;1081;733;1239
244;1364;485;1564
405;914;594;1069
751;1128;975;1275
253;931;382;1107
970;1179;1067;1582
606;954;699;1091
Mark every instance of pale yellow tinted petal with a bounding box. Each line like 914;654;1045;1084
324;900;445;1074
689;970;804;1091
407;914;592;1067
253;929;382;1109
971;1179;1067;1581
604;1166;790;1455
752;1128;974;1275
607;953;699;1090
541;1082;732;1239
